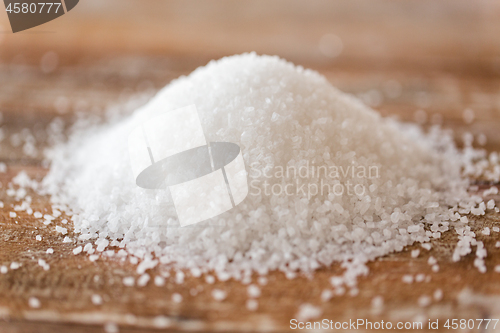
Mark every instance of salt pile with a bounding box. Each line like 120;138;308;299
40;53;498;284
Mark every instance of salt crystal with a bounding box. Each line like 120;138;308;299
247;285;261;298
33;212;43;218
175;271;185;284
487;200;495;210
482;227;490;236
72;246;82;255
320;289;333;302
411;249;420;258
35;235;42;241
10;262;20;270
154;276;165;287
463;109;475;124
371;296;384;313
172;293;183;303
137;274;150;287
421;243;432;251
433;289;443;301
483;187;499;196
246;299;258;311
122;277;135;287
28;297;41;308
296;303;322;321
418;295;431;307
211;289;227;301
415;274;425;282
402;275;413;284
104;323;119;333
0;266;7;274
257;276;268;286
38;259;49;271
153;316;171;328
91;294;103;305
55;226;67;234
427;256;437;265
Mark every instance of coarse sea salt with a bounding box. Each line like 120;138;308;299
29;53;500;284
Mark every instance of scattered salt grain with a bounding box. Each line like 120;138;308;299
137;274;150;287
205;275;215;284
483;187;499;196
487;200;495;210
0;162;6;172
10;262;20;270
411;249;420;258
496;242;500;248
0;266;7;274
172;293;183;303
493;227;500;232
421;244;432;251
9;212;16;218
211;289;227;301
91;294;103;305
153;316;171;329
427;256;437;265
104;323;119;333
37;259;50;271
62;236;72;243
33;212;43;219
122;277;135;287
247;285;261;298
371;296;384;314
463;108;475;124
246;299;258;311
418;295;432;307
35;235;42;241
296;303;322;321
494;265;500;273
72;246;82;255
257;276;268;286
482;227;490;236
154;276;165;287
415;274;426;282
433;289;443;301
89;255;99;262
402;275;413;284
28;297;41;308
175;271;185;284
320;289;333;302
55;226;67;235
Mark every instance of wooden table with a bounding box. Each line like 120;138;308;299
1;0;500;332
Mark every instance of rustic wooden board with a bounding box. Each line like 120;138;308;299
1;0;500;332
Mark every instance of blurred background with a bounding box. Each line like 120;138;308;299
1;0;500;151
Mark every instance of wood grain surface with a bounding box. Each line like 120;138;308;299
1;0;500;332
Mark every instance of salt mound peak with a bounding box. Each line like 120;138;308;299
43;53;483;282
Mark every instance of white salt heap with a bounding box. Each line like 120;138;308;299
38;53;498;284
